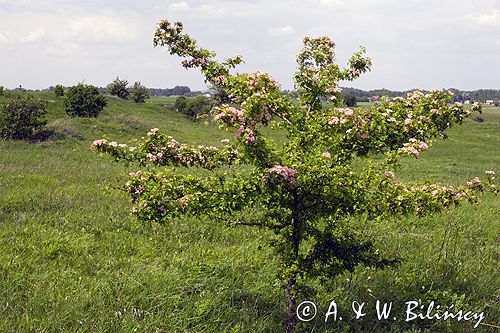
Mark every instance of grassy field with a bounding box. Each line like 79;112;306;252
0;93;498;332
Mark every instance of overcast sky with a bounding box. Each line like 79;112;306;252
0;0;499;91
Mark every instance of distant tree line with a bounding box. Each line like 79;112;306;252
148;86;191;96
7;85;500;102
340;87;500;103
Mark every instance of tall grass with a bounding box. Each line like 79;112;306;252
0;92;498;332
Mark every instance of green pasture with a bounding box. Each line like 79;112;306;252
0;92;498;332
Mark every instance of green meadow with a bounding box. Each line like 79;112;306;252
0;92;498;332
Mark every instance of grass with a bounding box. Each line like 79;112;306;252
0;92;499;332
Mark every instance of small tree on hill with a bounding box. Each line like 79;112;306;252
129;81;150;103
107;77;130;99
64;83;107;117
0;97;47;140
93;20;497;333
54;85;64;97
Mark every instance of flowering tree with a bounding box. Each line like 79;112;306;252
93;20;497;333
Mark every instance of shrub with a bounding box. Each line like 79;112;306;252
175;95;187;113
0;97;47;140
94;20;496;333
107;77;130;99
175;95;213;119
64;84;107;117
129;81;150;103
54;85;64;97
343;93;357;107
0;86;4;96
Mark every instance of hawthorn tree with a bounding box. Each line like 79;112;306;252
93;20;497;333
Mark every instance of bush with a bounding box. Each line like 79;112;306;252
0;86;4;96
54;85;64;97
175;95;213;119
129;81;150;103
0;97;47;140
175;96;187;113
64;84;107;117
343;93;357;107
107;77;130;99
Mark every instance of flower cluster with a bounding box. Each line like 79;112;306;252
92;129;239;169
399;138;430;157
262;165;299;185
328;107;355;125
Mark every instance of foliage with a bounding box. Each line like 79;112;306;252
342;93;357;107
129;81;150;103
209;83;231;105
93;20;497;333
175;95;213;119
0;96;47;140
64;83;107;118
0;86;4;96
1;91;499;332
54;85;64;97
107;77;130;99
175;95;187;112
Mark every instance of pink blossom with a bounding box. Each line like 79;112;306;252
92;139;107;147
329;117;340;125
264;165;299;184
147;128;160;136
384;171;396;180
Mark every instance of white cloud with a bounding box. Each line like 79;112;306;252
0;31;14;49
20;29;46;43
168;1;190;12
269;25;295;37
467;9;500;26
45;42;82;57
319;0;344;9
64;16;137;42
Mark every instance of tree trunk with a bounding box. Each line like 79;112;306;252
285;276;297;333
285;189;301;333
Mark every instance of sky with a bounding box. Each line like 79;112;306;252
0;0;499;91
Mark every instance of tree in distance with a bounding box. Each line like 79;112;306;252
107;77;130;99
54;85;64;97
129;81;150;103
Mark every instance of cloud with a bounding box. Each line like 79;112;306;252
319;0;344;9
64;16;137;42
20;29;46;43
0;31;14;49
45;42;82;57
268;25;295;37
168;1;190;12
467;9;500;26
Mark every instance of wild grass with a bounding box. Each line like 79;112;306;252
0;92;498;332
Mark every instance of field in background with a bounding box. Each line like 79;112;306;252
0;93;499;332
